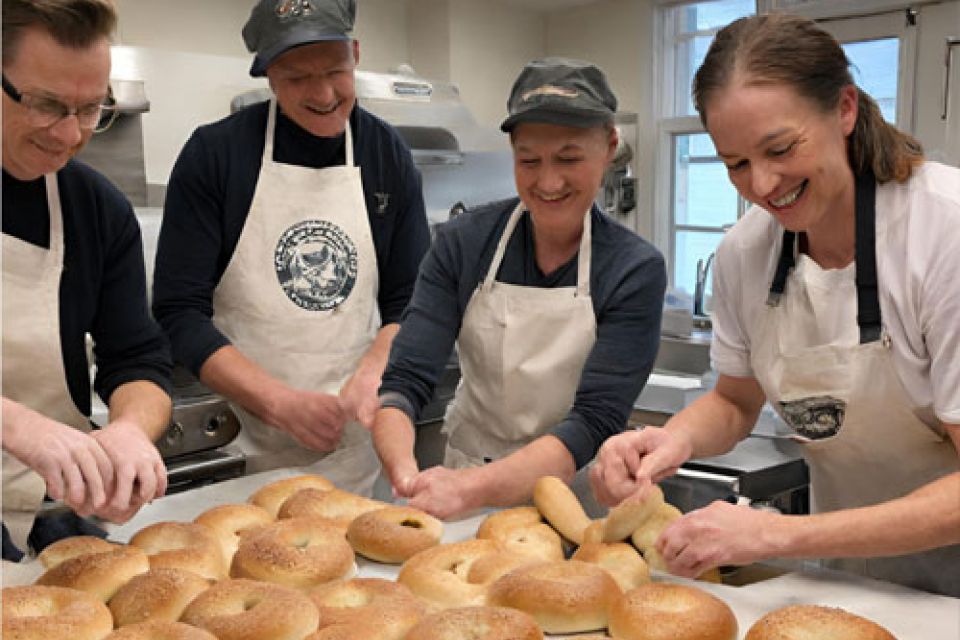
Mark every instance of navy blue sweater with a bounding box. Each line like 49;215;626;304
380;199;666;468
2;163;173;415
152;101;430;375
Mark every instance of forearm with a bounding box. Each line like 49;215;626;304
371;407;418;477
664;377;763;459
198;345;288;424
464;435;576;510
355;324;399;379
1;397;39;457
106;381;172;442
769;472;960;560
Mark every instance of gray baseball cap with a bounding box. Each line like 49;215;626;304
243;0;357;77
500;57;617;133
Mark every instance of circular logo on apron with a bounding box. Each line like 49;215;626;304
274;220;358;311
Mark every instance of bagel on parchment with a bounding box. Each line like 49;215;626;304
608;582;738;640
180;578;320;640
476;507;563;561
2;585;113;640
398;539;503;609
194;503;274;567
402;605;543;640
532;476;592;545
744;604;897;640
572;542;651;592
35;545;149;602
309;577;426;639
109;568;211;627
486;559;621;633
603;484;665;543
129;521;225;581
37;535;118;570
230;516;354;589
248;474;335;517
346;505;443;563
278;487;387;528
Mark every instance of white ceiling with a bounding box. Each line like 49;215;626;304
499;0;601;12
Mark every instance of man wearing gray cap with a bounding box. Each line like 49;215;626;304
153;0;429;493
372;57;666;518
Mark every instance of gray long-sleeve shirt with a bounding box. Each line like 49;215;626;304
379;198;666;468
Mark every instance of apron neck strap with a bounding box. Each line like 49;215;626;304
482;202;592;295
265;99;354;167
43;172;65;262
765;170;882;344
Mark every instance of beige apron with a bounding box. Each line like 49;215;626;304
2;173;90;553
750;173;960;596
212;100;381;495
443;203;596;470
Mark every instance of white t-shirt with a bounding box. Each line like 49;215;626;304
710;161;960;425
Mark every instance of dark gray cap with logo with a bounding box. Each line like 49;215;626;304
500;57;617;132
243;0;356;77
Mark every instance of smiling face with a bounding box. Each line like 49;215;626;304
511;122;616;236
704;78;858;234
1;26;111;181
266;39;359;138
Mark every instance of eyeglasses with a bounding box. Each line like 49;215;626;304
2;74;118;133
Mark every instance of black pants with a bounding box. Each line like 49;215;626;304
1;512;108;561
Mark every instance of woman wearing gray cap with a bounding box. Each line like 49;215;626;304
372;58;666;519
592;14;959;596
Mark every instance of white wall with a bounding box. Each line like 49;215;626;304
913;1;960;166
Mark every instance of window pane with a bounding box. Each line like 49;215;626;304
675;230;724;299
675;134;738;227
680;0;755;33
842;38;899;123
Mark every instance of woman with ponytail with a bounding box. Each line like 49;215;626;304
592;13;959;596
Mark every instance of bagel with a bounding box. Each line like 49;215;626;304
38;535;118;570
464;552;541;586
476;508;563;562
309;577;426;638
104;620;218;640
1;585;113;640
402;606;543;640
397;539;502;609
230;516;355;589
194;503;274;567
629;503;683;551
109;568;211;627
582;519;606;544
180;578;320;640
744;604;897;640
35;545;149;602
487;560;621;633
306;622;402;640
248;474;335;517
346;506;443;563
129;522;225;581
571;542;651;592
532;476;591;545
603;485;665;543
278;487;386;527
608;582;738;640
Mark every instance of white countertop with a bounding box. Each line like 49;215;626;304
5;468;959;639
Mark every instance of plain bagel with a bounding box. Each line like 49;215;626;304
2;585;113;640
309;577;426;637
346;505;443;563
532;476;592;545
248;474;335;517
608;582;738;640
476;508;563;562
129;522;225;581
744;604;897;640
194;503;274;567
398;539;502;609
180;578;320;640
603;485;665;543
486;560;621;634
571;542;651;592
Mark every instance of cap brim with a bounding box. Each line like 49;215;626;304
500;107;613;133
250;31;351;77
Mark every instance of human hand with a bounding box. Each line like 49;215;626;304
655;500;782;577
91;420;166;522
339;369;382;429
385;456;421;500
406;466;481;520
4;412;112;516
590;427;692;507
269;387;348;453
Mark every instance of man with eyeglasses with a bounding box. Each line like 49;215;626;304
1;0;173;561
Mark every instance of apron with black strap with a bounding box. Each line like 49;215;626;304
212;100;381;496
2;173;91;555
750;170;960;596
